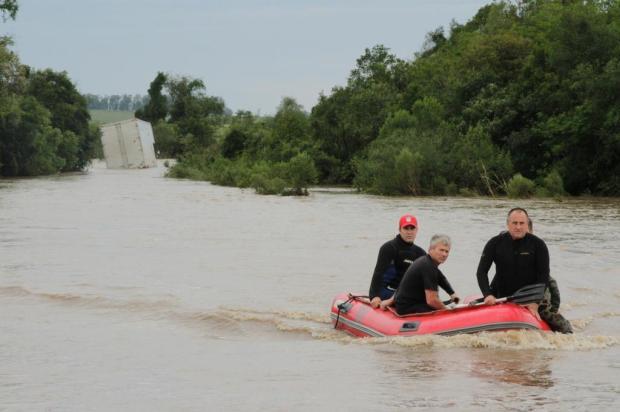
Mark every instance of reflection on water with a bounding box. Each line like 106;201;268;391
468;349;554;388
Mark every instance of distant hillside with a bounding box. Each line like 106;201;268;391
89;110;135;124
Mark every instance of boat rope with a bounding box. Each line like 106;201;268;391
333;293;369;329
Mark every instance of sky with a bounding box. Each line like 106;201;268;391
3;0;492;114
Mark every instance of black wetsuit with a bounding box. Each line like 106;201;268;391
368;235;426;300
393;254;455;314
476;231;549;298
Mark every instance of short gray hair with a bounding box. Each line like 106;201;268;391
429;234;451;249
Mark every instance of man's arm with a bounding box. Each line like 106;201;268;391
437;273;460;303
437;272;455;296
425;289;446;310
379;295;394;310
369;242;394;304
535;237;550;286
476;238;496;297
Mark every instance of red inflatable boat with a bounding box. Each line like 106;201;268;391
330;292;551;337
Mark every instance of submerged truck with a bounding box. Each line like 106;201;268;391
100;118;157;169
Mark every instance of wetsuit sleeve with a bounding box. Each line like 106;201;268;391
369;242;394;299
437;272;455;296
535;237;550;286
476;237;496;297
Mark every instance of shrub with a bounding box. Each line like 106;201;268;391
506;173;536;198
153;121;181;158
541;170;566;197
250;162;287;195
165;163;205;180
393;147;423;195
283;152;318;195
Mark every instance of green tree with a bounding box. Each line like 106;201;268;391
267;97;311;161
0;36;26;95
348;45;401;89
0;95;65;176
310;45;402;183
0;0;18;21
221;128;249;159
166;75;225;149
27;68;96;170
152;120;180;158
135;72;167;122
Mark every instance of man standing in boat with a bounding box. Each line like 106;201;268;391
382;234;460;314
368;214;426;309
476;207;572;333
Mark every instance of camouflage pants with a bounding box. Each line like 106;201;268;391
538;287;573;334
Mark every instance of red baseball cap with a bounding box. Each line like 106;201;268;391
399;214;418;229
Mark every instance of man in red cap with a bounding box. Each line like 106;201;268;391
368;214;426;309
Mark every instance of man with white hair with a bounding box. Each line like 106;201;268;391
381;234;460;314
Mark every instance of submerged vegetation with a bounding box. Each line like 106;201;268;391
2;0;620;198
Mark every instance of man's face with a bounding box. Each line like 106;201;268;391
507;211;528;239
428;243;450;265
399;225;417;243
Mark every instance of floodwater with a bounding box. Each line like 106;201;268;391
1;161;619;411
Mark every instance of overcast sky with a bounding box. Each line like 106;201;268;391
3;0;492;114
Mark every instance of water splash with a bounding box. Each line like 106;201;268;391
348;330;620;351
3;286;618;350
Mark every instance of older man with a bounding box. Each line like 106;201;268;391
476;208;550;320
381;234;459;314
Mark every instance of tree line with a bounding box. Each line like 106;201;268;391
136;71;318;195
2;0;619;197
85;94;148;112
158;0;620;196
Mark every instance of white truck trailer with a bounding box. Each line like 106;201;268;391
100;118;157;169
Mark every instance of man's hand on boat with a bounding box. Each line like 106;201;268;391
370;296;382;309
368;296;393;310
379;296;394;310
481;293;542;320
482;295;497;305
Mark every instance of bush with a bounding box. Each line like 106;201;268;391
165;163;205;180
221;128;248;159
448;125;513;196
250;162;286;194
283;152;318;195
393;147;423;195
353;125;453;195
252;175;287;195
458;187;479;197
506;173;536;198
541;170;566;197
153;121;181;158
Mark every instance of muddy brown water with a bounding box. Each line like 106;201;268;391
1;161;619;410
